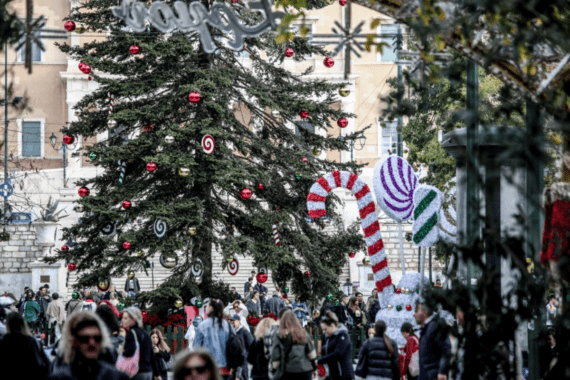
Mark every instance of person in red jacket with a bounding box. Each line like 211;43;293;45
400;322;419;380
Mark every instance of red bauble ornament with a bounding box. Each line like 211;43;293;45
78;187;90;197
241;188;252;199
68;262;76;271
64;20;76;32
282;293;288;299
348;251;355;258
285;48;294;57
257;183;265;191
232;0;239;3
129;45;140;54
79;62;91;74
122;200;132;209
256;272;268;284
63;134;75;145
123;241;132;250
188;91;201;103
88;76;92;81
41;333;46;340
396;288;401;294
299;111;309;119
304;271;311;277
61;245;69;251
143;124;155;132
405;304;412;311
337;117;348;128
146;162;157;172
324;56;335;68
302;157;308;163
339;0;347;5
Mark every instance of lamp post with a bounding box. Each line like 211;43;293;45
343;278;353;296
49;132;76;187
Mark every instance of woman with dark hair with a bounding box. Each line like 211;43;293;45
24;290;42;333
356;320;399;380
173;348;221;380
193;299;235;379
0;312;49;379
317;311;354;380
347;296;364;328
96;304;123;352
400;322;419;380
270;310;317;380
150;328;171;380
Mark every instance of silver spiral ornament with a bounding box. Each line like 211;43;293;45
154;219;167;238
228;258;239;276
201;134;215;155
191;259;204;277
101;222;117;237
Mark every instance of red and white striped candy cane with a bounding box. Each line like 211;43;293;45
272;222;281;246
307;170;393;296
107;92;114;115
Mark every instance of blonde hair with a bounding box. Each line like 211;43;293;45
150;328;171;352
173;348;221;380
254;317;276;341
58;311;112;364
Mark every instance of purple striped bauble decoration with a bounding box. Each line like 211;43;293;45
373;156;418;222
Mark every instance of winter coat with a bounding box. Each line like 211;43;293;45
46;299;66;324
124;277;141;293
335;304;349;326
368;300;380;324
0;331;49;380
400;335;419;377
248;339;270;380
36;291;51;316
123;327;160;376
418;316;451;380
271;332;316;376
347;307;363;327
244;281;252;295
66;299;83;317
246;299;261;315
291;301;308;322
317;324;354;380
24;300;42;322
48;360;129;380
355;334;399;380
264;295;285;315
193;317;236;367
237;325;254;380
81;299;97;313
155;349;171;380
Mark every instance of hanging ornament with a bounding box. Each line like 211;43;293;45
339;0;347;5
194;276;203;285
386;304;393;310
191;259;204;277
174;299;183;308
339;88;350;97
117;303;125;311
326;293;333;301
334;299;340;306
201;134;216;155
362;257;371;266
75;25;86;34
63;134;75;145
153;220;167;238
283;287;289;293
196;299;203;308
61;245;69;251
78;62;91;74
302;157;308;163
416;289;420;294
241;188;252;200
312;147;322;156
412;185;443;246
396;305;402;311
143;124;155;132
89;152;97;161
64;20;76;31
313;310;320;318
122;200;132;209
348;251;355;258
123;241;132;250
228;258;239;276
129;44;140;54
299;111;309;119
156;146;164;153
137;251;144;257
164;135;175;144
257;183;265;191
304;271;311;277
285;47;294;57
256;272;268;283
226;255;234;264
101;222;117;237
337;118;348;128
127;271;135;279
406;304;412;311
146;162;157;172
97;279;110;292
143;260;151;268
179;168;190;177
117;161;127;186
323;56;335;68
295;172;302;180
272;222;281;246
160;254;178;269
78;187;90;197
396;288;401;294
68;262;76;271
187;226;197;236
88;76;92;81
188;91;201;103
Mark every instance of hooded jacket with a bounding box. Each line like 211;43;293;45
317;324;354;380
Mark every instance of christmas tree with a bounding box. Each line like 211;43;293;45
48;0;367;314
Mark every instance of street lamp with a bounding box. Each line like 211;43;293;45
338;133;367;162
343;278;353;296
49;132;77;187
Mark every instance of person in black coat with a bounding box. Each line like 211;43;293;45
414;303;451;380
244;277;253;295
335;295;349;326
367;298;381;326
253;283;268;310
356;320;399;380
248;318;276;380
317;311;354;380
0;312;49;380
231;314;254;380
121;307;161;380
150;328;171;380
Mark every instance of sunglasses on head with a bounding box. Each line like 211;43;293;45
177;364;209;378
76;334;102;344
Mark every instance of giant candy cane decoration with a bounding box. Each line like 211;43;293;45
307;171;394;300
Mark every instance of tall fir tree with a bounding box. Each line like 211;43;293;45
48;0;368;314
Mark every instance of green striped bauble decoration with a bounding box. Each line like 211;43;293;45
412;185;443;247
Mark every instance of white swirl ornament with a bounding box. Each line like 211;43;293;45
101;222;117;237
191;259;204;277
201;134;215;155
154;219;167;238
228;258;239;276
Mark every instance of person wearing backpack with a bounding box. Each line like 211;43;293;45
400;322;420;380
193;299;237;380
356;320;400;380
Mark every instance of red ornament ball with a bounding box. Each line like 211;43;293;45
256;183;265;191
123;241;132;250
61;245;69;251
396;288;401;294
143;124;155;132
63;134;75;145
348;251;355;258
64;20;76;32
78;187;90;197
129;45;140;54
41;333;46;340
241;188;252;200
302;157;308;163
79;62;91;74
88;76;92;81
324;56;335;68
339;0;347;5
256;272;268;284
304;271;311;277
285;48;294;57
122;200;132;209
299;111;309;119
406;304;412;311
68;262;76;271
188;91;201;103
146;162;157;172
337;117;348;128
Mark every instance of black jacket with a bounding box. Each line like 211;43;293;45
347;307;363;326
123;327;159;376
124;278;141;293
317;325;354;380
418;317;451;380
335;304;349;326
244;281;252;295
0;332;49;380
48;360;129;380
155;350;171;380
367;300;380;325
356;335;399;380
248;339;270;380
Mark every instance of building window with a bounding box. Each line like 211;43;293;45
22;121;42;157
380;120;398;156
378;24;400;62
17;26;43;63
